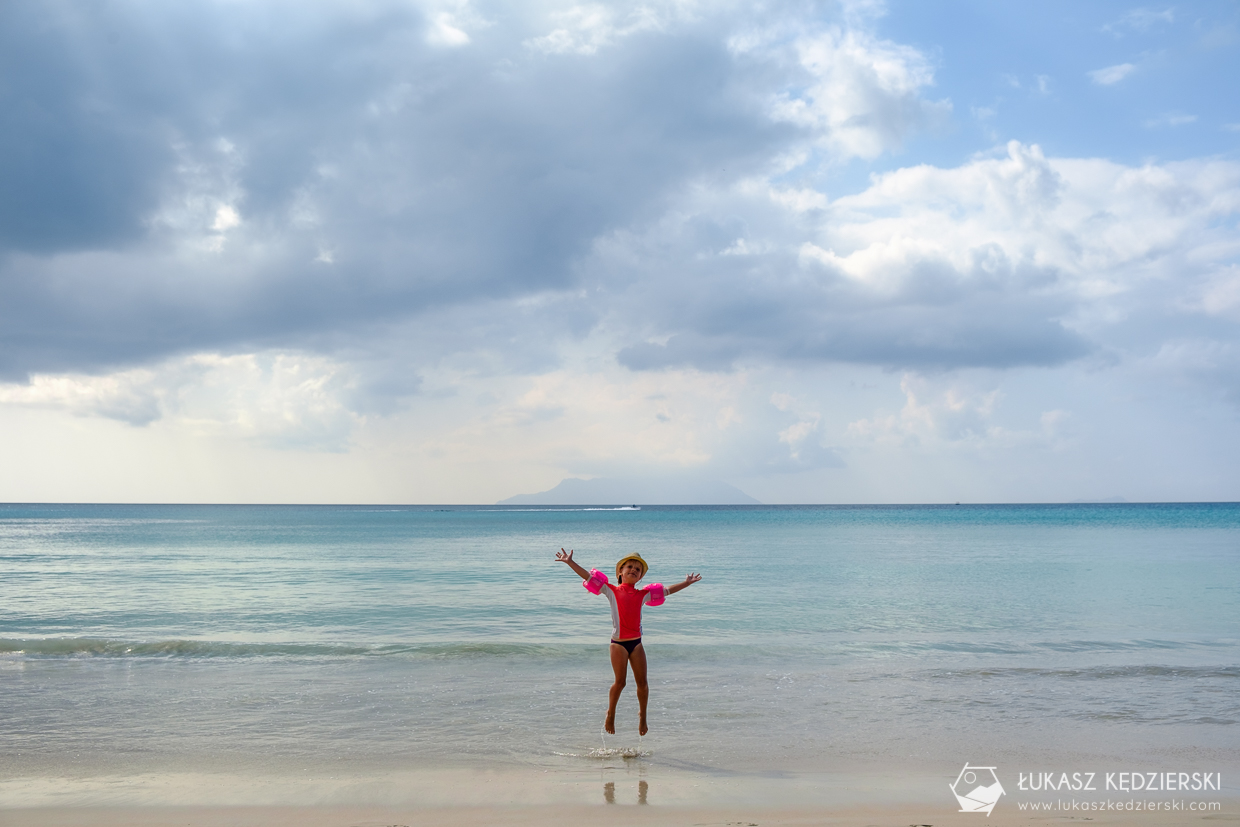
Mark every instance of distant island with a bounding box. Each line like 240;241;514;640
498;477;760;505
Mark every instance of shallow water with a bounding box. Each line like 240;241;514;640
1;503;1237;789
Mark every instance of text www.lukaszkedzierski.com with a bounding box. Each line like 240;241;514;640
1017;800;1221;812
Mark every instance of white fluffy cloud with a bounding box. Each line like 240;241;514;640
524;2;669;55
746;24;951;160
0;353;364;450
1089;62;1136;85
844;373;1068;452
606;141;1240;375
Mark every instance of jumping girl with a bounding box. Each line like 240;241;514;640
556;548;702;735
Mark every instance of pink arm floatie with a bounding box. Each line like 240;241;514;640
646;583;666;606
584;569;609;594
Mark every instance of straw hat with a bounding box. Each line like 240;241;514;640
615;553;648;580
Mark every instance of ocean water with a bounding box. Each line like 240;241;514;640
1;503;1237;803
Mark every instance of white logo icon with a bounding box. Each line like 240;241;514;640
950;763;1005;815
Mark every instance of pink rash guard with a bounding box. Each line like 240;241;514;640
599;582;666;641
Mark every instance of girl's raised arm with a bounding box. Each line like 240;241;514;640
666;572;702;595
556;548;591;580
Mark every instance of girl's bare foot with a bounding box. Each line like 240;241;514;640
604;713;616;734
638;715;648;736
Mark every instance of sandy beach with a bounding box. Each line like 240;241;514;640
6;801;1238;827
2;765;1234;827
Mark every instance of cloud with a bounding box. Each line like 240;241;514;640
9;0;935;385
426;10;473;47
845;373;1068;452
1147;338;1240;405
1103;7;1175;35
517;6;955;168
1199;266;1240;320
0;351;379;450
1143;111;1197;127
0;366;166;427
846;374;998;446
755;25;952;160
1089;63;1136;85
0;0;961;391
524;3;666;56
607;142;1240;377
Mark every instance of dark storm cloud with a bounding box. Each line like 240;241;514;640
615;276;1090;372
0;3;171;252
0;0;794;378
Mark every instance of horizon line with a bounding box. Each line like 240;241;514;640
3;501;1239;507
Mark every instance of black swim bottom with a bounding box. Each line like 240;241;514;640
611;638;642;654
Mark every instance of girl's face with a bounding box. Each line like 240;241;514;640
619;562;644;584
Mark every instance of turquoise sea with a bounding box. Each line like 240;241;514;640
1;503;1237;805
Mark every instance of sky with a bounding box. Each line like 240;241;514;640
1;0;1238;504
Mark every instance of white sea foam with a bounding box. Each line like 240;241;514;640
552;747;651;759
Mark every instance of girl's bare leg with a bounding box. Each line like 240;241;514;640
605;643;629;734
630;643;649;735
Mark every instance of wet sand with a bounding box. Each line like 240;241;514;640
1;766;1233;827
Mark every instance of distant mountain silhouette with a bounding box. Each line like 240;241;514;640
498;476;760;505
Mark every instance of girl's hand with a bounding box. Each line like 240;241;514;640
557;548;591;581
666;571;701;595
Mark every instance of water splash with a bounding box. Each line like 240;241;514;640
554;747;651;759
588;746;650;758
